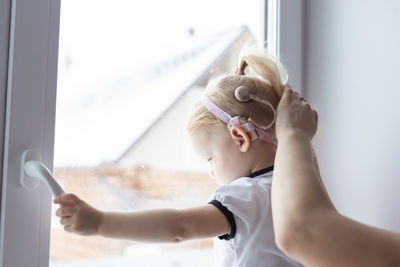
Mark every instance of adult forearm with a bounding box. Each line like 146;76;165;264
97;208;186;243
272;132;334;251
271;87;400;266
273;141;400;267
273;132;332;210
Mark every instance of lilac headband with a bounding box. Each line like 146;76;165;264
201;95;278;146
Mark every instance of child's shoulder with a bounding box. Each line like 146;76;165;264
208;174;273;239
230;173;273;189
210;175;272;204
234;174;272;185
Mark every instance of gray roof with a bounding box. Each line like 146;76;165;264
54;26;252;167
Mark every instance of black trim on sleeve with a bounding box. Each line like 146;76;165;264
248;165;274;178
208;199;236;240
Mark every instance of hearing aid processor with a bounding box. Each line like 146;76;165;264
202;86;278;146
234;86;277;130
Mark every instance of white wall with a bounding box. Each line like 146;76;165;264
303;0;400;231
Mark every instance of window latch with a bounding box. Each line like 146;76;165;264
21;149;65;197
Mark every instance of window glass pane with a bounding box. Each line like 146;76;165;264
51;1;262;266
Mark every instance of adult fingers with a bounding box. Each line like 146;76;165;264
301;101;312;111
314;109;319;124
280;85;306;107
280;84;293;103
281;84;292;94
292;91;300;101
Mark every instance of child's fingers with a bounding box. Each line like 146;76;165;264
56;206;76;217
60;216;73;226
64;225;73;233
54;193;78;203
53;193;80;206
53;194;65;204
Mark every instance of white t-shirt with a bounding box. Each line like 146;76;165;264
208;166;303;267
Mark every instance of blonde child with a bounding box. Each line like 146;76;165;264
54;48;302;267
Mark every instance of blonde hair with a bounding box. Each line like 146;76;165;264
186;47;288;137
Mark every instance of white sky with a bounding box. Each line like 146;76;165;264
54;0;264;167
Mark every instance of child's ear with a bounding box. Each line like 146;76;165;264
229;125;251;152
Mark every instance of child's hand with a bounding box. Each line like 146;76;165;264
275;85;318;141
53;193;103;236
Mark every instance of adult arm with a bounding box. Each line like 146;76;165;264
271;87;400;267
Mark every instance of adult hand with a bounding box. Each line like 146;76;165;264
275;85;318;142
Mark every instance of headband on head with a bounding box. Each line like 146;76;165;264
201;95;278;146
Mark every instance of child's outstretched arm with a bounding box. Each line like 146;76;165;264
54;193;230;243
271;86;400;267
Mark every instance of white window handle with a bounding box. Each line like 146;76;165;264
20;149;65;197
24;160;65;197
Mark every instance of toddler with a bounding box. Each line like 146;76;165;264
54;47;302;267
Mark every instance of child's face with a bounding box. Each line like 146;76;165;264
190;124;253;185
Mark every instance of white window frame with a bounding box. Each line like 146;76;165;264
0;0;302;266
266;0;304;94
0;0;11;210
0;0;61;266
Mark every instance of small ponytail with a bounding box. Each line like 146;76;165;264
187;47;288;135
238;48;288;98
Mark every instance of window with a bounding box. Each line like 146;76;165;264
0;0;61;266
51;1;263;266
1;0;296;266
